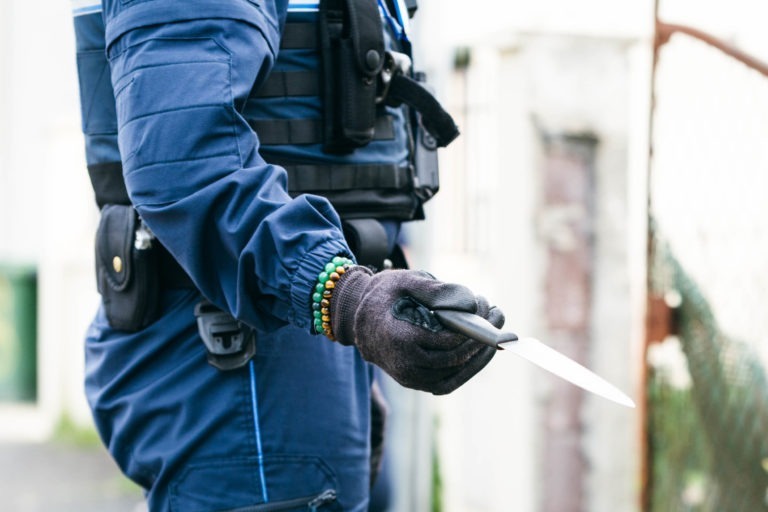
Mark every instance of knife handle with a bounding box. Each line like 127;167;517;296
433;310;518;349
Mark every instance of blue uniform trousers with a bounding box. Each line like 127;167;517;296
86;289;373;511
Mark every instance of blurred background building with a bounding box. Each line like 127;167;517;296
2;0;768;510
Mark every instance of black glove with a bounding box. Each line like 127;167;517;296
331;266;504;395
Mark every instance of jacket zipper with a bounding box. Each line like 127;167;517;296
222;489;337;512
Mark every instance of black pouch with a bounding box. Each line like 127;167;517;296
319;0;385;153
95;204;160;332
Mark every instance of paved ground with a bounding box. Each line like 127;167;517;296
0;441;146;512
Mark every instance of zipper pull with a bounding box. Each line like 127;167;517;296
308;489;337;511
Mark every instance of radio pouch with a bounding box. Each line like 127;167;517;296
95;204;160;332
319;0;385;153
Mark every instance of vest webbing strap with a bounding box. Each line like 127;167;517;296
249;115;394;146
254;71;320;98
88;161;130;207
283;162;412;193
88;158;409;200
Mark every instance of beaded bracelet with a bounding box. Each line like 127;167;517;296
311;255;354;340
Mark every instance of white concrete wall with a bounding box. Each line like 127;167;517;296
411;1;654;511
0;0;98;439
412;43;544;512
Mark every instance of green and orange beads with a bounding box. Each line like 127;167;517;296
312;256;354;340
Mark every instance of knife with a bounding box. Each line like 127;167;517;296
433;310;636;408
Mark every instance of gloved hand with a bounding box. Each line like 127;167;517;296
330;266;504;395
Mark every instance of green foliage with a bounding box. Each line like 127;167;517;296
647;241;768;511
647;370;713;511
431;438;443;512
52;413;102;448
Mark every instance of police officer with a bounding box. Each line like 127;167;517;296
72;0;504;510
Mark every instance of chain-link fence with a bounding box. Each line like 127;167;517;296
647;237;768;511
647;7;768;509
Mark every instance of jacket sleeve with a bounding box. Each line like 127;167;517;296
102;1;351;332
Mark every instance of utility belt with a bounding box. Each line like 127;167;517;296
94;200;255;371
90;0;456;370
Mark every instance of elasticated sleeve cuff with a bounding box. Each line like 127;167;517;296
331;265;374;345
290;239;355;331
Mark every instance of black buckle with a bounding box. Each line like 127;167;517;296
376;51;412;104
194;301;257;371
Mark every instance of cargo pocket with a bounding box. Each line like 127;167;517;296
169;456;341;512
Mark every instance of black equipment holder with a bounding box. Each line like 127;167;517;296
95;204;160;332
411;71;441;203
319;0;385;153
194;300;257;371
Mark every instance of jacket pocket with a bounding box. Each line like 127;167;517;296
169;455;340;512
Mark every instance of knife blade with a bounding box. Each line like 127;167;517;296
433;309;636;408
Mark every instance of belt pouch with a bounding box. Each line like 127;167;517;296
95;204;160;331
319;0;385;153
